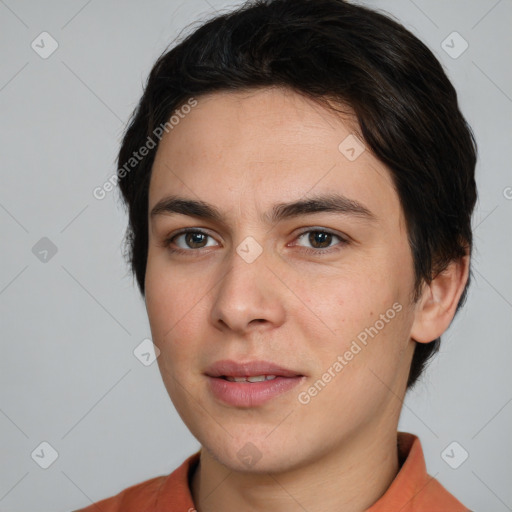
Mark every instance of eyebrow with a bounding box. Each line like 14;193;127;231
150;193;377;225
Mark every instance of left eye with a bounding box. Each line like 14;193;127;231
295;230;345;250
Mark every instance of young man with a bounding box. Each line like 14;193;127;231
76;0;477;510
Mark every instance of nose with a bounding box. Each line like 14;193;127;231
210;248;286;334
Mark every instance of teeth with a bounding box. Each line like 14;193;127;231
226;375;277;382
247;375;266;382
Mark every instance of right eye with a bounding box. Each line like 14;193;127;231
163;229;220;252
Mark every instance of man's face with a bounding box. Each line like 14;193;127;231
145;87;417;472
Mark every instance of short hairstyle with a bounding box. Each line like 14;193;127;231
116;0;477;388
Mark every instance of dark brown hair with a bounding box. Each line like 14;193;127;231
116;0;477;388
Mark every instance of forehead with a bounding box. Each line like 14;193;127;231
148;87;400;226
156;87;361;164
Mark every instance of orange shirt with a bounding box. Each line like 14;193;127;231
73;432;469;511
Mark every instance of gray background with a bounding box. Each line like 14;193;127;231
1;0;511;510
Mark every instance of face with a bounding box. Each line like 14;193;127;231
145;87;417;473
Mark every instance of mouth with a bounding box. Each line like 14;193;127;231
204;359;304;379
219;374;279;382
205;359;305;407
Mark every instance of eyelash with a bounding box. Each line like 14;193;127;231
161;228;349;256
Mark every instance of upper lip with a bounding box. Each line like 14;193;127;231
205;359;303;378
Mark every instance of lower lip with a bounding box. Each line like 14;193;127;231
207;376;304;407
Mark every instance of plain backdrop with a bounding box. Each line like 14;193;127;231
1;0;511;510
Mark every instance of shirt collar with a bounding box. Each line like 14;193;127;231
156;432;468;511
368;432;468;511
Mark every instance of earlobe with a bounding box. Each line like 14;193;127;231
410;254;470;344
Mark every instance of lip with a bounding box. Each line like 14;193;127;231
205;359;305;407
204;359;303;378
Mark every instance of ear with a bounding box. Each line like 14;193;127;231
410;254;470;344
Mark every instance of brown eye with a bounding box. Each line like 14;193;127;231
168;230;219;251
293;229;348;254
308;231;332;249
297;230;339;249
184;232;208;248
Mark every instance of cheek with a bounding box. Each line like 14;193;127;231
292;252;413;386
145;271;195;374
303;297;412;426
297;266;400;339
145;256;227;389
145;251;208;339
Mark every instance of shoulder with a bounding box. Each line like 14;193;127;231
71;475;167;512
71;451;201;512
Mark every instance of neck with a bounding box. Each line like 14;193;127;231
191;423;399;512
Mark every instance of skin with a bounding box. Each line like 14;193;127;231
145;86;469;512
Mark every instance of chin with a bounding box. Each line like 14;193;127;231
201;432;309;475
